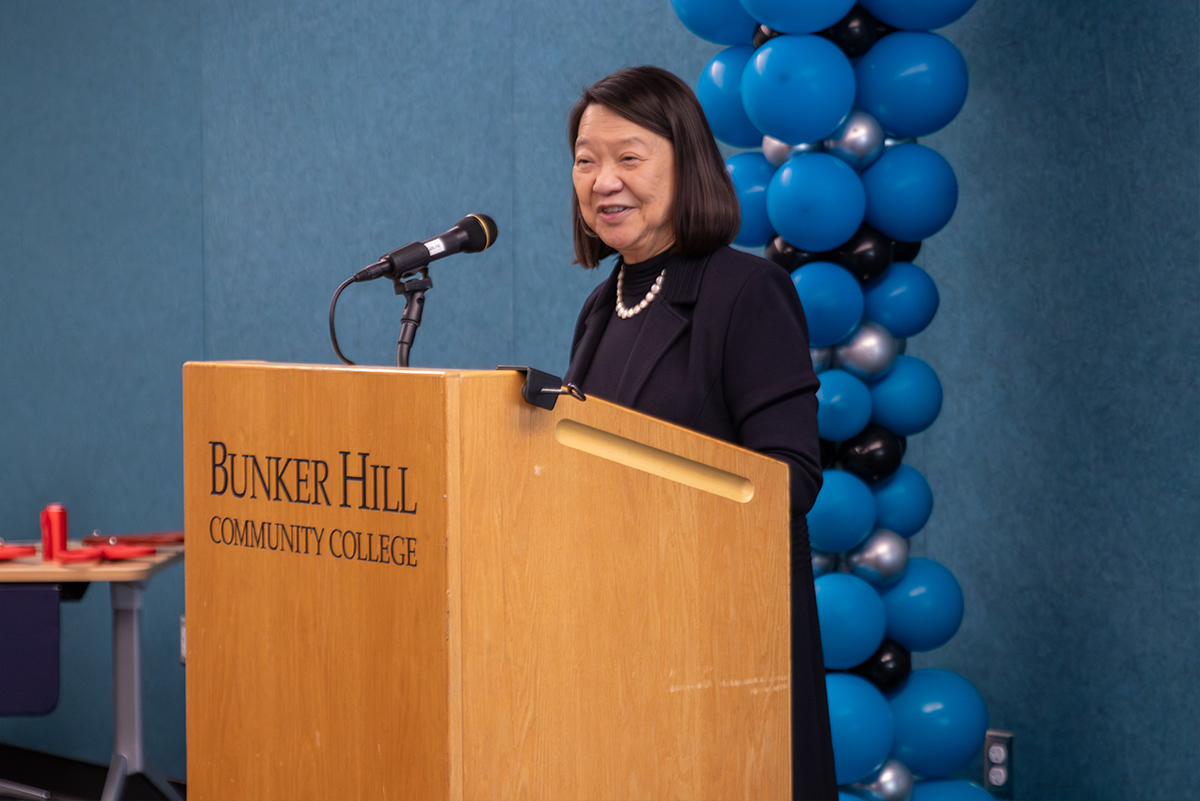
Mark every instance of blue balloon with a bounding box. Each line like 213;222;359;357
825;673;893;785
769;154;865;253
855;32;968;138
815;573;887;669
807;469;876;553
860;0;978;31
697;46;764;147
878;557;963;652
725;152;776;246
889;669;988;778
861;143;958;242
817;369;872;442
741;35;856;145
911;779;994;801
867;354;942;436
837;793;861;801
671;0;758;44
738;0;856;34
863;261;940;339
790;261;864;348
871;463;933;537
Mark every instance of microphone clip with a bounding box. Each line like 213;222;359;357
392;266;433;297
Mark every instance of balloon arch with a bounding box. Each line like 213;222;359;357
672;0;992;797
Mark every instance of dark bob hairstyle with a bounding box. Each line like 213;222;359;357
568;66;741;268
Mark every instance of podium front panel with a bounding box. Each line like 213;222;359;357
455;373;792;801
184;362;452;801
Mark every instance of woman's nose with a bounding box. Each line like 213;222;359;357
593;162;623;194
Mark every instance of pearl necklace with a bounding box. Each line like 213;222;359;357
616;265;666;319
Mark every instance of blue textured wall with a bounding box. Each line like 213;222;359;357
910;2;1200;798
0;0;201;780
0;0;1196;797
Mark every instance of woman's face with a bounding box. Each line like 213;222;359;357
573;104;676;264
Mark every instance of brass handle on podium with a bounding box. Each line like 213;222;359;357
553;419;755;503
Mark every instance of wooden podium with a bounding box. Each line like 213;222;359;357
183;362;792;800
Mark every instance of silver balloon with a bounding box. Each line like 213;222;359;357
845;529;909;586
832;321;899;380
883;136;917;149
811;550;838;578
851;758;914;801
762;135;822;167
810;346;832;373
822;109;885;171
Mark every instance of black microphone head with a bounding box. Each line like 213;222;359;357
459;214;497;253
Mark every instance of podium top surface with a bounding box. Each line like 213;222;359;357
184;360;504;376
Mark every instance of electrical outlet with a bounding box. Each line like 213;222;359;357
983;728;1013;798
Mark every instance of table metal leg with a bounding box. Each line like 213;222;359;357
102;581;142;801
100;753;127;801
111;581;144;769
99;580;182;801
0;777;52;801
144;771;183;801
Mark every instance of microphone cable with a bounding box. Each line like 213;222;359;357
329;275;357;365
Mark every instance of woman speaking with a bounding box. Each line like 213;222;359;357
562;66;837;800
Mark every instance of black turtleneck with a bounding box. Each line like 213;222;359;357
579;250;672;401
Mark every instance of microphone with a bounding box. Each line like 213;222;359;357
353;214;498;282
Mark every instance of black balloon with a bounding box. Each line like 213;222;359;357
875;20;898;38
766;236;839;272
851;638;911;692
820;4;883;59
764;236;796;269
752;24;781;48
819;438;839;470
893;239;922;263
838;424;904;482
836;223;894;284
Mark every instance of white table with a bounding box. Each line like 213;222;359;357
0;544;184;801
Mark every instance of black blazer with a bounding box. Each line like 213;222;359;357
563;245;836;799
564;245;824;528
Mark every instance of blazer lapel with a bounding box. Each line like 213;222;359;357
562;265;620;388
614;253;710;407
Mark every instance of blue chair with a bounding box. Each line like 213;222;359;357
0;584;60;715
0;584;63;801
